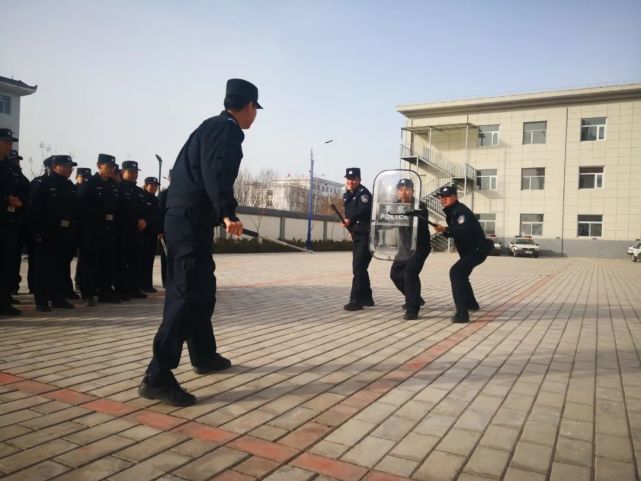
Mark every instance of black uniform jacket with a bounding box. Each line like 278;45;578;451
78;173;119;232
343;185;372;239
442;201;492;257
0;160;29;227
117;180;146;233
142;189;161;236
28;171;79;239
166;111;244;226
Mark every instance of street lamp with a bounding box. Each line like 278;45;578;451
306;139;333;250
155;154;163;190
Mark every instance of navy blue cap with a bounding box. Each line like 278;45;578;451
0;128;18;142
7;149;22;161
345;167;361;179
144;176;159;185
122;160;140;171
397;178;414;189
225;78;263;109
436;185;458;197
51;155;77;166
43;157;52;168
98;153;116;164
76;167;91;177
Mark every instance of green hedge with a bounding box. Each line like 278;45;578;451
214;237;352;254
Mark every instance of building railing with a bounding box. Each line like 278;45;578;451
400;144;475;181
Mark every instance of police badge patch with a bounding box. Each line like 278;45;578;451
361;195;369;203
457;215;465;224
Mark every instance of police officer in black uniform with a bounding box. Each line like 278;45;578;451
76;167;91;185
6;150;30;300
433;185;492;322
342;167;375;311
0;129;23;316
139;78;262;406
77;154;120;305
389;178;431;320
115;160;148;300
29;155;79;311
72;168;91;293
140;176;161;293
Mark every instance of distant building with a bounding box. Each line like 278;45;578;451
267;175;344;213
0;75;37;148
397;83;641;257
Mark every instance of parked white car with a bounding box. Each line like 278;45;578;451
628;240;641;257
508;236;540;258
630;241;641;262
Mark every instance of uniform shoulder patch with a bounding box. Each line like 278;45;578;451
361;195;369;203
457;215;465;224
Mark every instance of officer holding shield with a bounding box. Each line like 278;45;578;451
342;167;374;311
433;185;491;323
389;178;430;320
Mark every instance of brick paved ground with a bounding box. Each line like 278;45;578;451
1;252;640;481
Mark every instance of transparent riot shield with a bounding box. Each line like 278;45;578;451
369;170;422;261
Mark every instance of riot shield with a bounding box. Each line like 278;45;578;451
369;170;423;261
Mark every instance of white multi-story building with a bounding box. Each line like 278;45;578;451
266;175;344;213
397;83;641;257
0;75;37;149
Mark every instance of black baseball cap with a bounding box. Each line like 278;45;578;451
7;150;22;161
0;128;18;142
225;79;263;109
345;167;361;179
51;155;78;166
122;160;141;171
144;176;159;185
98;153;116;165
435;185;458;197
76;168;91;177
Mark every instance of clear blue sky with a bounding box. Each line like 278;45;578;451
3;0;641;186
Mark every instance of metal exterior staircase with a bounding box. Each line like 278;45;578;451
400;144;476;252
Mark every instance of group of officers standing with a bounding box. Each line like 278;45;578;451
2;78;492;407
0;127;168;316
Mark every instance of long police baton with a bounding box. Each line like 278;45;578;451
242;229;313;254
330;203;352;232
387;210;438;227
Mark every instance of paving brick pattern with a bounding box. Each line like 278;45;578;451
1;252;640;480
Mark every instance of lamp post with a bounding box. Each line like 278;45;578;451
155;154;163;190
306;140;333;250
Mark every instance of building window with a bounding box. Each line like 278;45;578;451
581;117;606;141
0;95;10;115
523;121;547;144
476;169;497;190
521;168;545;190
577;215;603;237
520;214;544;236
476;213;496;235
478;125;499;147
579;166;604;189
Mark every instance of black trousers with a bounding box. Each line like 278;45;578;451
115;229;143;295
390;247;430;311
160;242;167;288
32;231;74;305
0;223;19;309
140;232;158;289
350;235;373;303
78;223;116;299
449;253;487;314
145;208;218;386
